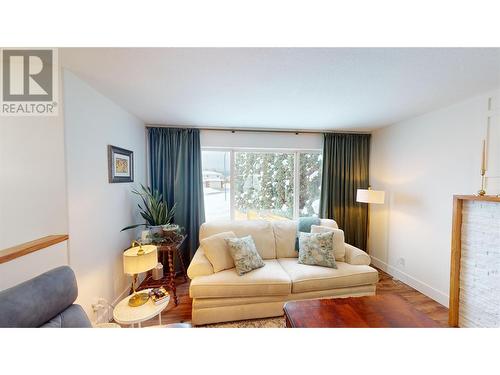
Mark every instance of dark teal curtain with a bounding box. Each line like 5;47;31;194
319;133;370;251
148;127;205;261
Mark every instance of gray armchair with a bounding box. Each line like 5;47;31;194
0;266;92;328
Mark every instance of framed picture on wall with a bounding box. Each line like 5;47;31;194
108;145;134;183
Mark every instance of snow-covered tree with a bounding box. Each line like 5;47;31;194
234;152;321;219
298;153;322;216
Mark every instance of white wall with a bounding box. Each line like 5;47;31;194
201;129;322;150
369;89;500;306
63;70;146;322
0;69;69;290
0;243;68;291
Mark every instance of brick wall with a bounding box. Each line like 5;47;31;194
459;200;500;327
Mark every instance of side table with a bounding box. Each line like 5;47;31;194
113;288;170;327
138;235;187;306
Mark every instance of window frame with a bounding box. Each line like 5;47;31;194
201;147;322;221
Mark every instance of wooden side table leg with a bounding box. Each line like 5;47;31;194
175;246;188;282
167;250;178;306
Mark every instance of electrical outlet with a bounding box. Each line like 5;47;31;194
397;257;405;267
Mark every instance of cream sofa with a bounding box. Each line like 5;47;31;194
187;219;379;325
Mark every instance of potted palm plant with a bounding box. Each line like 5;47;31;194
121;184;178;237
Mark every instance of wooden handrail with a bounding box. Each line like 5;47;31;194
0;235;68;264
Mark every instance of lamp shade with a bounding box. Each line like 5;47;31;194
356;189;385;204
123;245;158;275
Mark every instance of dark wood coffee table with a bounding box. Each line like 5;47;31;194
283;294;441;327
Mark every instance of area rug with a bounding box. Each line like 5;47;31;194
202;316;286;328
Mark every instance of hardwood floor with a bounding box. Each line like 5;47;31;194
139;276;192;327
137;268;449;327
374;268;449;326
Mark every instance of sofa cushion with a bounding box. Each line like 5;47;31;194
200;220;276;259
319;219;339;229
310;225;346;261
298;232;337;269
226;235;265;276
278;258;378;294
273;219;339;259
190;260;291;298
273;220;297;258
200;231;237;272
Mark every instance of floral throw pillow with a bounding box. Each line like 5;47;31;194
298;232;337;269
226;235;265;276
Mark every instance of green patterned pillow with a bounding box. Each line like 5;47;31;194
226;235;265;276
298;232;337;269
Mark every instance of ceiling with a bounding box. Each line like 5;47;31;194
60;48;500;131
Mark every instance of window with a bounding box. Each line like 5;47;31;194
202;149;322;221
201;151;230;221
234;152;295;220
298;152;322;217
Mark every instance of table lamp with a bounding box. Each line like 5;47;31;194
123;241;158;307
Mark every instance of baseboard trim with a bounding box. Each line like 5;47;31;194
370;256;449;307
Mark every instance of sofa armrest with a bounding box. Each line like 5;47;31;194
187;247;214;279
344;243;371;265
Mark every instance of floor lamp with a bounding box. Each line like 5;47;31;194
356;187;385;253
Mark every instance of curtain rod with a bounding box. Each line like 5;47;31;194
145;124;370;135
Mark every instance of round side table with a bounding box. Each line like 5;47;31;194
113;288;170;327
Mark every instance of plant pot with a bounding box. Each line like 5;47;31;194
140;229;151;244
162;225;180;239
148;225;164;236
